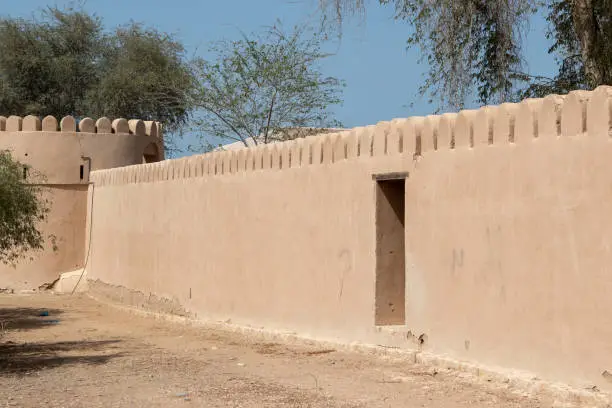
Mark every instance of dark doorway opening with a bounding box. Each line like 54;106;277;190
143;143;160;163
374;176;406;326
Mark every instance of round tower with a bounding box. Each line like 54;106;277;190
0;114;163;292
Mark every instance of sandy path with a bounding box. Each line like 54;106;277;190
0;293;545;407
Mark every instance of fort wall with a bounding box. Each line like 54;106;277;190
84;85;612;392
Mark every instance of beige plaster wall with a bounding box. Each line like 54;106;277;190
0;115;163;290
87;86;612;391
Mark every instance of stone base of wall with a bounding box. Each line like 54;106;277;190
87;279;191;318
52;269;88;293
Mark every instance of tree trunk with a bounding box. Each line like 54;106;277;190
572;0;603;85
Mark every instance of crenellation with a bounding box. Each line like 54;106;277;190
182;157;191;178
399;117;423;156
386;120;402;155
144;121;158;138
438;113;456;150
193;156;202;177
23;115;42;131
280;142;291;169
153;162;160;182
245;148;255;172
586;85;612;137
322;133;334;164
128;119;146;136
421;115;439;153
494;103;519;144
308;135;323;165
228;150;237;173
537;94;565;138
235;149;245;172
332;132;345;162
222;150;233;174
173;158;183;179
215;152;223;174
262;145;272;170
42;115;58;131
96;117;112;134
112;118;130;134
344;129;359;159
7;115;23;132
79;117;95;133
454;110;476;148
213;151;222;175
166;160;175;180
515;98;542;142
357;126;373;157
269;145;279;169
253;145;264;170
183;157;192;178
161;162;170;181
372;122;389;156
152;163;158;182
561;90;591;137
60;115;76;132
473;106;496;146
289;139;302;168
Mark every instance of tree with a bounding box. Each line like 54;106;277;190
83;23;196;137
0;6;104;117
0;6;195;149
190;24;344;150
519;0;612;98
0;151;51;266
318;0;612;109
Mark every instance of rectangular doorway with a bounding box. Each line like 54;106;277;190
374;174;406;326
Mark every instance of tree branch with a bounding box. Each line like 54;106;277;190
200;103;250;146
263;90;277;144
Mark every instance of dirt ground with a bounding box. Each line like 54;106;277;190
0;293;549;407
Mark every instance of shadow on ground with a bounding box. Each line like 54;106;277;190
0;306;123;375
0;339;124;375
0;307;64;332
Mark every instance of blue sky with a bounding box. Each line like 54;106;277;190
4;1;557;155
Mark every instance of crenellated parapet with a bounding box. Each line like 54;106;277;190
92;86;612;187
0;114;161;137
0;114;164;187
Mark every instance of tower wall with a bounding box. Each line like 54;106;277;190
0;115;163;291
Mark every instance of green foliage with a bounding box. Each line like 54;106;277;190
190;23;344;150
0;151;51;266
0;7;103;117
320;0;533;110
319;0;612;108
83;23;197;136
0;6;195;147
394;0;533;109
520;0;612;98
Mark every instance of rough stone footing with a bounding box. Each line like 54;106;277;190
87;279;190;317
